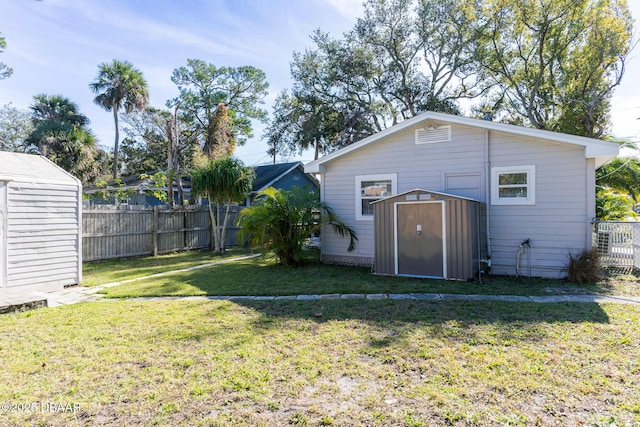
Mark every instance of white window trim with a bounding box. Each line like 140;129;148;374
355;173;397;220
491;165;536;206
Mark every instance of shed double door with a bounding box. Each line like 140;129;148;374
396;202;445;278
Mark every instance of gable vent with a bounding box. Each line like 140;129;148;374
415;125;451;144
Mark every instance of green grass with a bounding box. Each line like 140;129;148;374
90;249;640;298
1;299;638;426
82;248;253;287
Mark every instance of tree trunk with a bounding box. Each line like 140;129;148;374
207;202;217;252
214;202;222;253
176;174;184;206
166;169;175;208
219;201;233;254
112;106;119;179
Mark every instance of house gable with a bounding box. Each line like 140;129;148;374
252;161;319;194
305;111;619;173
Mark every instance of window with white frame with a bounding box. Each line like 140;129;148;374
491;165;535;205
355;173;397;220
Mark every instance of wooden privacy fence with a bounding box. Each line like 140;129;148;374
82;206;243;261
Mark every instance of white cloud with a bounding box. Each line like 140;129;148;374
321;0;364;21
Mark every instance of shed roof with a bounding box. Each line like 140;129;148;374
0;152;80;185
305;111;620;173
371;188;479;204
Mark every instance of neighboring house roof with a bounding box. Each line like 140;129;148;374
252;161;319;193
305;111;620;173
84;162;319;198
0;151;80;185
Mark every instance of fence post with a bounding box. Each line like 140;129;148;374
152;206;158;256
183;209;188;249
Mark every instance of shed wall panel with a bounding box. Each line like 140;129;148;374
0;181;6;288
5;180;80;288
374;200;395;274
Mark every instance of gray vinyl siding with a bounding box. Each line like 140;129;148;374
5;180;81;289
488;133;589;277
320;122;593;278
321;124;486;262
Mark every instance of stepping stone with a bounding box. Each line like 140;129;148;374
388;294;411;300
411;293;441;300
340;294;365;299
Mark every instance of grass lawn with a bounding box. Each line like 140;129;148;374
85;249;640;298
81;248;253;287
1;299;638;426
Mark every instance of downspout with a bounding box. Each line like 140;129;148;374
319;169;325;262
586;156;596;250
485;130;492;271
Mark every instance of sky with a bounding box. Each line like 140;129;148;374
1;0;639;167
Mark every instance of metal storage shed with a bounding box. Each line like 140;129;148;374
0;152;82;292
373;189;481;280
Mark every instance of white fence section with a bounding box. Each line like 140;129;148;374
592;222;639;270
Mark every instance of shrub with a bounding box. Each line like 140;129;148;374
238;186;357;266
566;248;602;283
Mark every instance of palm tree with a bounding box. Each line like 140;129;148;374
238;186;357;266
191;156;254;254
89;59;149;179
25;94;105;183
30;94;89;127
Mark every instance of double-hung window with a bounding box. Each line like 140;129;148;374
355;174;397;220
491;165;535;205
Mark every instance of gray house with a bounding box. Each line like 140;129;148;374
0;152;82;291
305;111;619;279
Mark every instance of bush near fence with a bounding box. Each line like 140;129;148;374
82;205;242;261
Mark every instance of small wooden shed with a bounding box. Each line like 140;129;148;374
0;152;82;292
373;189;481;280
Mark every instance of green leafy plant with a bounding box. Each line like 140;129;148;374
139;171;168;202
596;186;638;221
238;186;357;266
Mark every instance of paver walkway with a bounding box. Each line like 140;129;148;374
2;254;640;313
